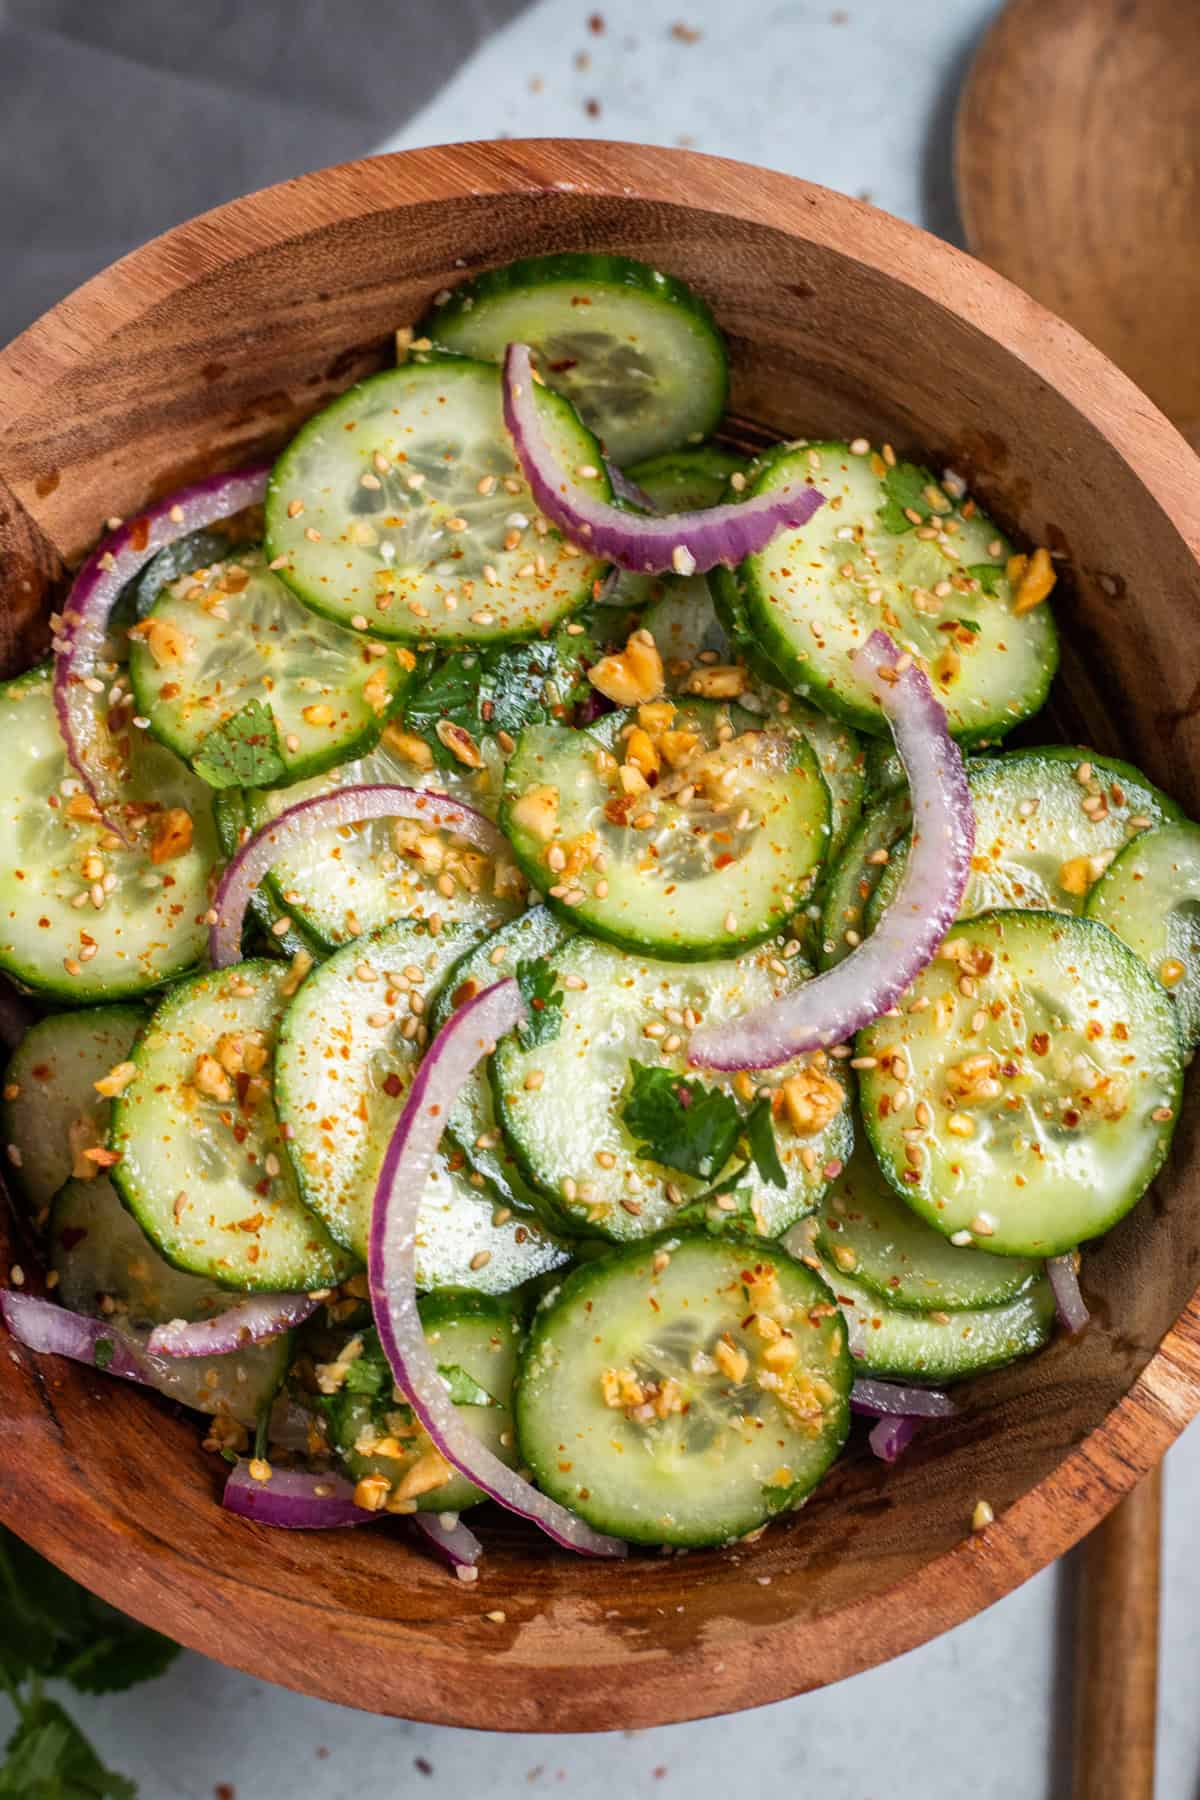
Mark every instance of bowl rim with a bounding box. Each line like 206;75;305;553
2;137;1200;1732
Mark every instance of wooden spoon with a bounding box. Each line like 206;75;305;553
956;0;1200;451
956;4;1192;1794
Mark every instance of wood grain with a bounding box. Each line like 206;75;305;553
1073;1466;1162;1800
1;140;1200;1732
956;0;1200;450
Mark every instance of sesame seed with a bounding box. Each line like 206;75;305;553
672;545;697;577
469;1250;492;1271
446;516;468;532
849;437;870;455
724;911;738;933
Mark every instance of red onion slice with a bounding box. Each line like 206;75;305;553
1048;1253;1090;1333
690;631;974;1069
2;1289;149;1384
604;461;656;512
223;1461;372;1529
208;784;502;969
147;1292;318;1358
410;1511;483;1571
850;1377;957;1419
502;343;824;574
53;465;270;831
868;1415;917;1463
368;978;626;1558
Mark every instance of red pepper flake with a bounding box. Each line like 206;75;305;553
129;516;151;553
382;1072;404;1099
584;97;601;117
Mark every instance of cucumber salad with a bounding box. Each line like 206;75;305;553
0;251;1190;1570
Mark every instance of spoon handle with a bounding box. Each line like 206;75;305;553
1072;1464;1162;1800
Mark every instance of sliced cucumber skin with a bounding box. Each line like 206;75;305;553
501;706;830;961
428;907;576;1221
1086;821;1200;1052
818;787;912;969
491;934;854;1243
50;1175;290;1425
335;1296;522;1513
421;253;728;466
867;748;1182;930
274;917;572;1289
810;1254;1056;1381
737;441;1059;744
129;547;411;788
516;1232;851;1547
2;1004;144;1218
111;959;353;1292
858;910;1184;1258
807;1136;1040;1312
212;788;321;963
264;355;610;647
0;663;221;1003
707;563;795;692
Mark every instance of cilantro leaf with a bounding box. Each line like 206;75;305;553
56;1622;179;1698
951;616;983;633
193;698;287;789
877;459;938;535
744;1099;787;1189
516;958;564;1049
404;625;598;768
965;562;1004;595
92;1340;114;1373
438;1364;497;1408
621;1064;742;1180
1;1699;136;1798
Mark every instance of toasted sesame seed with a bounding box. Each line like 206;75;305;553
724;911;738;933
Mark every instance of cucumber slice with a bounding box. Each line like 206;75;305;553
818;788;912;968
265;355;609;646
867;748;1181;928
1087;822;1200;1051
707;563;795;691
501;702;829;959
422;254;728;467
516;1233;851;1547
2;1005;143;1219
608;446;746;613
864;741;906;797
129;546;412;786
111;959;353;1291
491;934;854;1242
323;1298;521;1513
241;731;525;952
51;1176;290;1426
809;1136;1040;1311
428;907;576;1220
791;1237;1055;1380
274;917;571;1288
857;910;1184;1257
737;441;1059;742
0;663;221;1002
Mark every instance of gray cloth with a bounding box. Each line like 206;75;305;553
0;0;525;343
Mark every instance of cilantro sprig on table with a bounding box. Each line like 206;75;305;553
621;1064;787;1201
0;1526;179;1797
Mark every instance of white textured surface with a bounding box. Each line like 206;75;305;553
10;2;1200;1795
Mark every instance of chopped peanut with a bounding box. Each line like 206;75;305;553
714;1336;750;1383
65;793;101;824
69;1115;103;1179
362;664;392;715
587;630;664;707
149;807;193;865
1012;546;1057;615
436;718;484;768
134;616;192;667
194;1052;233;1103
686;664;747;699
777;1067;845;1135
392;1449;452;1502
624;727;660;779
509;784;559;842
354;1475;392;1513
213;1033;246;1076
1057;857;1095;897
658;729;702;769
382;723;435;770
93;1061;137;1099
637;700;676;734
302;703;335;727
617;762;650;797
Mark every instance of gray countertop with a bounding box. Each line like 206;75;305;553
5;1;1199;1794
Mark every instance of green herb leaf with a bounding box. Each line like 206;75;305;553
193;698;287;789
92;1340;114;1373
56;1622;179;1699
952;616;983;632
0;1698;136;1798
965;562;1004;596
403;624;598;767
437;1364;497;1408
516;958;564;1049
621;1064;742;1181
877;459;937;535
744;1100;787;1189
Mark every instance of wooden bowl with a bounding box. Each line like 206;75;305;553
2;140;1200;1733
